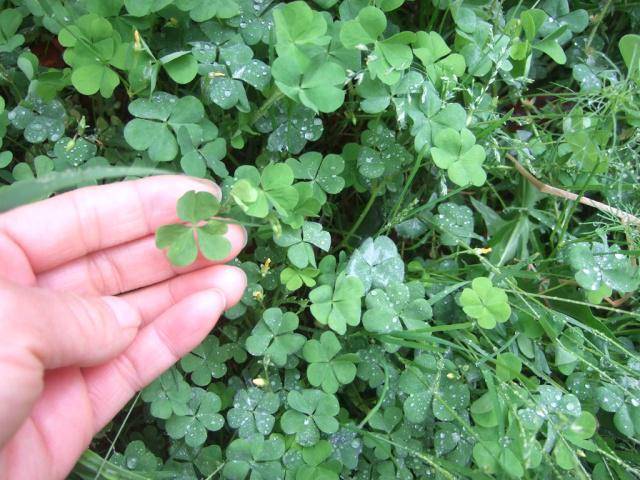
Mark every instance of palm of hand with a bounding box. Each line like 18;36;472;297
0;176;246;478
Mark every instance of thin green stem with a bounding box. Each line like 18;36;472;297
337;183;381;250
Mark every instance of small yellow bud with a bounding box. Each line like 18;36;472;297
252;378;267;387
133;30;142;51
260;258;272;277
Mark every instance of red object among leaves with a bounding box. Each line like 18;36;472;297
31;37;66;69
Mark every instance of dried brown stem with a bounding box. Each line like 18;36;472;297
506;154;640;226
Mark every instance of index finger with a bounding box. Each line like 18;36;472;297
0;175;220;273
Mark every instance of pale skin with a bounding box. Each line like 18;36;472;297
0;176;248;479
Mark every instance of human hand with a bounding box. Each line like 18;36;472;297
0;176;247;479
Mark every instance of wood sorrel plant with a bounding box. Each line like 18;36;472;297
1;0;640;478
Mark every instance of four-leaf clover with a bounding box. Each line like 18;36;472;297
460;277;511;329
155;191;231;266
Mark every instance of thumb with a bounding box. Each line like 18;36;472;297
2;280;141;369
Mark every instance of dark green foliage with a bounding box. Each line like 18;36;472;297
3;1;640;479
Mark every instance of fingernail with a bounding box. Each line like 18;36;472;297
191;178;222;199
104;297;141;329
241;226;248;249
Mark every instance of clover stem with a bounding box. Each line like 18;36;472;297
337;183;382;250
357;363;389;429
250;89;285;125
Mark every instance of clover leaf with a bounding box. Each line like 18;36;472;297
230;163;299;218
460;277;511;329
363;281;432;337
297;440;342;480
166;388;225;448
157;50;198;85
175;0;240;22
518;385;596;468
620;34;640;77
356;70;423;115
227;387;280;438
362;406;403;459
111;440;161;473
58;14;123;97
272;56;346;114
256;101;323;154
9;96;66;144
11;155;54;182
155;191;231;267
274;221;331;269
281;389;340;446
346;236;405;292
245;307;306;366
433;202;479;246
273;1;330;66
227;0;275;46
200;42;270;111
303;331;358;393
567;242;639;293
614;404;640;439
223;434;285;480
356;121;411;184
0;9;25;53
286;152;345;203
431;127;487;187
309;273;364;335
141;367;192;419
180;135;228;179
124;0;173;16
52;137;98;168
413;31;465;82
407;86;467;151
180;336;231;386
124;92;207;163
281;266;319;291
340;6;414;85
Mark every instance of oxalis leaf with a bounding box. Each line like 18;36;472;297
346;236;405;292
460;277;511;329
155;191;231;266
309;272;364;335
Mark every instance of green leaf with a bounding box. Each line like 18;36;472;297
155;224;198;266
460;277;511;329
303;331;357;393
162;52;199;84
620;34;640;75
273;57;346;114
496;352;522;381
309;273;365;335
245;307;306;366
177;190;221;223
71;63;120;97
